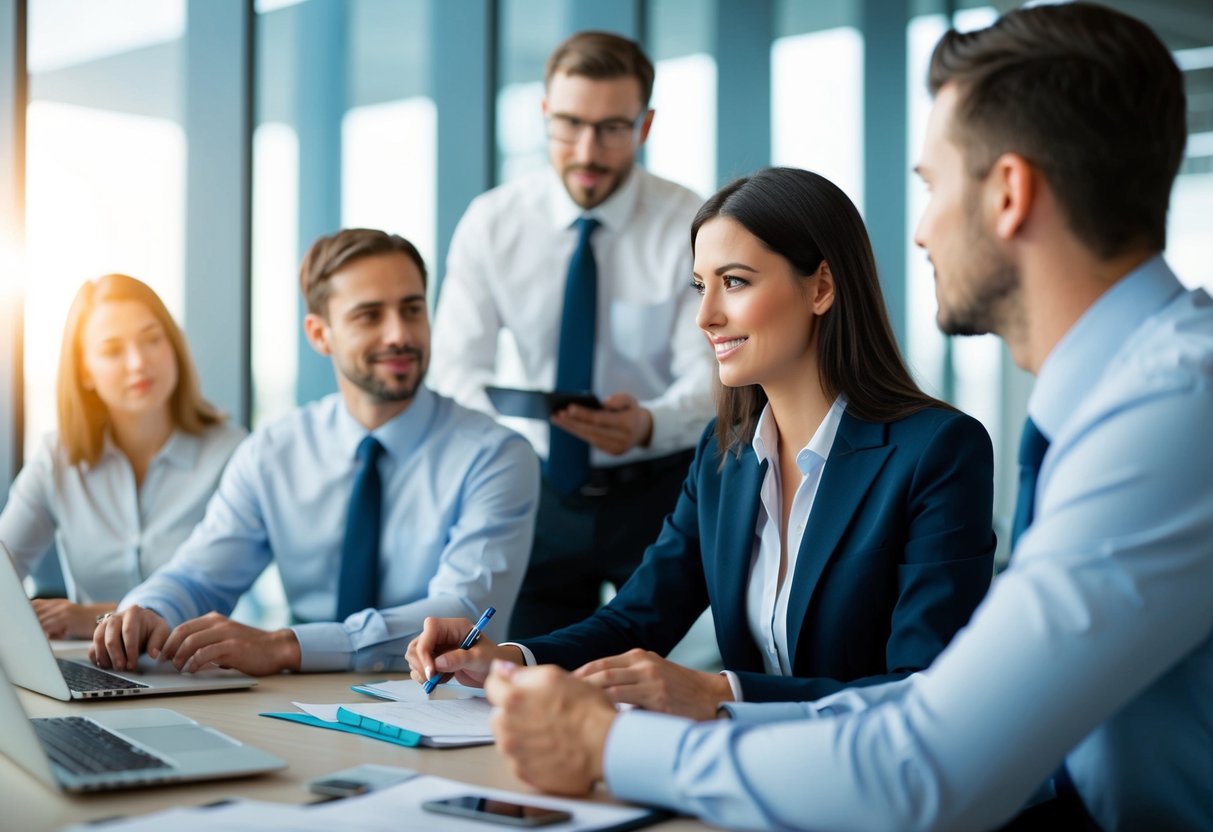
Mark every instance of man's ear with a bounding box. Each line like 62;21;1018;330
987;152;1035;241
811;261;836;316
303;313;332;357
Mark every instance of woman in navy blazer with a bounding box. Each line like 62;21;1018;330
408;167;995;717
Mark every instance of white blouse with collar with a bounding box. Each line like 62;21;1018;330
0;423;246;603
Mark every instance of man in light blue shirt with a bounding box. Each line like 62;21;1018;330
91;229;538;676
481;5;1213;829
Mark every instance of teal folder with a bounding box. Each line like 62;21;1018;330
259;709;425;748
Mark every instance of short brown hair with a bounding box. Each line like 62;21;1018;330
545;31;655;107
928;2;1186;258
57;274;223;467
299;228;427;318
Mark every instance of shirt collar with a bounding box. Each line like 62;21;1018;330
98;427;200;471
546;163;642;235
751;396;847;475
334;384;437;463
1029;254;1183;440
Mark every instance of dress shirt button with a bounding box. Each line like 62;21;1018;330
373;662;385;672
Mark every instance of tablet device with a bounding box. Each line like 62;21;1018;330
486;386;601;420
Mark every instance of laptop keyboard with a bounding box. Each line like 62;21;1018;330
57;658;149;692
31;716;171;775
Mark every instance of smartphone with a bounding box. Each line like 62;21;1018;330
309;777;369;798
487;386;602;421
306;763;417;798
421;795;572;827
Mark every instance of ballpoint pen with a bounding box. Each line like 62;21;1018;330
423;606;495;695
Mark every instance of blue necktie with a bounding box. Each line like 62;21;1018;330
549;217;600;495
335;436;383;620
1014;419;1095;823
1010;417;1050;549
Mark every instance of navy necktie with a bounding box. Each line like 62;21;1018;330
549;216;600;495
336;436;384;620
1010;417;1050;549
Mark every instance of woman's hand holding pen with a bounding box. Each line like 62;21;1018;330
574;648;735;721
406;616;524;689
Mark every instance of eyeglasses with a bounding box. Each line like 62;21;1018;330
546;112;647;150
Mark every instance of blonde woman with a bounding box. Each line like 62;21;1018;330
0;274;245;638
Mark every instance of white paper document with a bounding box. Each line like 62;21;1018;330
66;775;661;832
353;677;486;701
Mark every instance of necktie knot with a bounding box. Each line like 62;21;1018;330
1011;416;1051;549
356;435;384;465
573;216;600;240
1018;418;1049;469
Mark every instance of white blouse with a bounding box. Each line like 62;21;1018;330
745;398;847;676
0;423;246;603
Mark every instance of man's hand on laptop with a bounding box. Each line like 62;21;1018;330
157;612;302;676
90;605;170;672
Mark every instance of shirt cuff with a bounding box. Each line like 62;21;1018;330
291;622;354;672
501;641;537;666
603;710;694;811
119;593;185;629
720;669;744;703
640;400;683;455
720;700;810;723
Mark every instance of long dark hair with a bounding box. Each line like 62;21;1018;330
691;167;950;456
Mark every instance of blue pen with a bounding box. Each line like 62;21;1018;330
423;606;495;695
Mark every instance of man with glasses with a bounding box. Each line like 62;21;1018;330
431;31;713;640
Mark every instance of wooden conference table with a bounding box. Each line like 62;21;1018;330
2;650;708;831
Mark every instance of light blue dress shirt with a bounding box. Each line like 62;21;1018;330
0;424;246;604
120;387;539;673
603;256;1213;831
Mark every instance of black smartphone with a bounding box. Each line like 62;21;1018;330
421;795;572;827
308;777;370;798
546;391;602;413
487;386;602;420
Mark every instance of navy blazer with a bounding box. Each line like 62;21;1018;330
523;407;996;702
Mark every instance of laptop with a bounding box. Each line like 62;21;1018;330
0;543;257;700
0;661;285;792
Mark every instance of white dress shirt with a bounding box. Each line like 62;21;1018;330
603;256;1213;830
0;424;246;604
121;387;540;673
430;165;713;465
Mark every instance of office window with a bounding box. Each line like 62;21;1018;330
1171;44;1213;293
904;8;997;405
23;0;186;460
771;0;863;211
496;0;563;184
251;0;435;424
645;0;716;199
